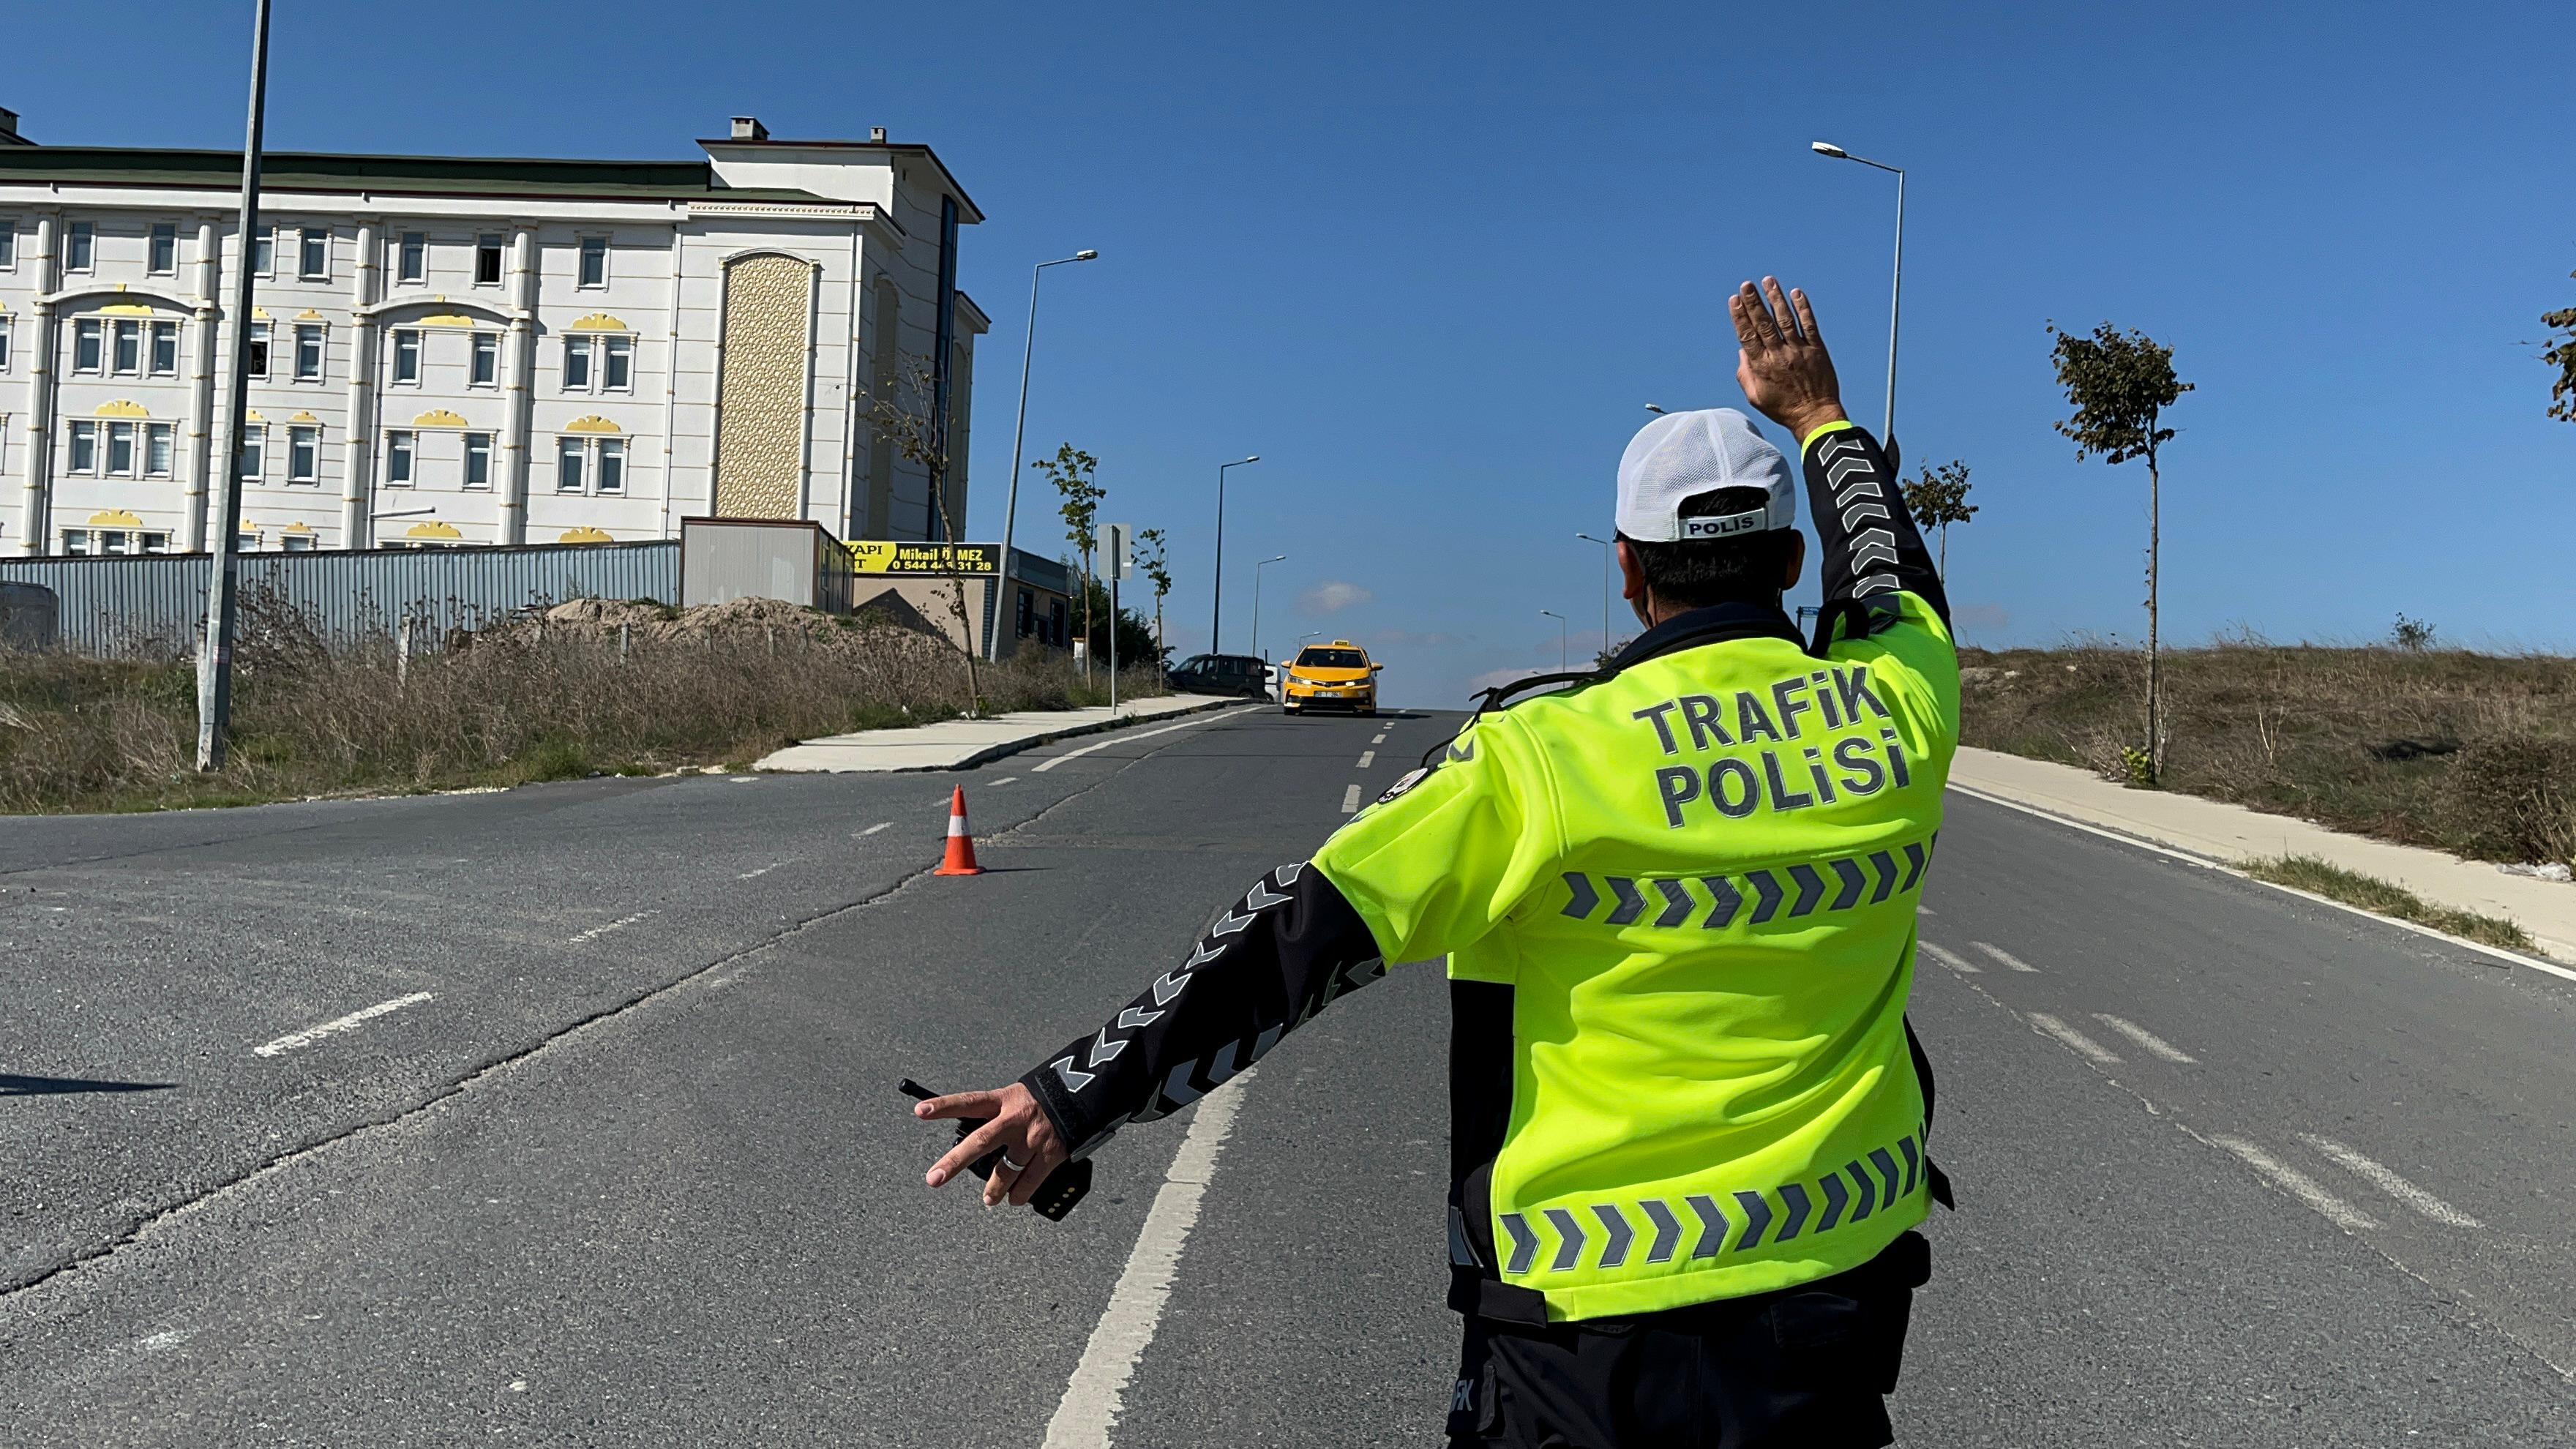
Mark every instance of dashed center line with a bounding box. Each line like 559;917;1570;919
2299;1134;2482;1227
2026;1011;2122;1065
738;862;785;880
568;911;654;945
1918;942;1980;974
1971;940;2040;973
992;776;1020;787
1341;784;1363;814
2091;1014;2197;1063
860;822;893;836
2213;1134;2379;1231
1356;751;1375;768
253;992;434;1058
1371;733;1388;744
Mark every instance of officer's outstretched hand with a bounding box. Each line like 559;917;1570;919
918;1082;1071;1210
1730;277;1849;442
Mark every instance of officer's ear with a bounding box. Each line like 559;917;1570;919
1615;537;1648;605
1781;531;1806;592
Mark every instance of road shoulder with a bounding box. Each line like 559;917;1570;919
757;694;1239;773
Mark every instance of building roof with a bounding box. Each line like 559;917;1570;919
0;146;836;206
696;137;985;224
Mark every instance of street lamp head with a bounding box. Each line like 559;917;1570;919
1643;402;1666;414
1811;141;1848;158
1074;250;1098;261
1240;454;1261;465
1540;609;1563;619
1262;554;1287;564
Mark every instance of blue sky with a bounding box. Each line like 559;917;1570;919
11;1;2573;705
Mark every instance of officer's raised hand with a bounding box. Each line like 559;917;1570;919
917;1082;1069;1209
1729;276;1848;441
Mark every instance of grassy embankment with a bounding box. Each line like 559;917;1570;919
1960;640;2574;950
0;596;1166;815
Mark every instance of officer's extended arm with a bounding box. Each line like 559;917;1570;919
1016;863;1387;1158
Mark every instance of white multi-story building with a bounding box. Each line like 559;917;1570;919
0;108;986;556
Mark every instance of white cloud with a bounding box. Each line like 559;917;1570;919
1300;580;1373;615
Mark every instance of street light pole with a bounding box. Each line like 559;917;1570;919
1540;610;1568;672
988;249;1097;659
1209;454;1258;653
1575;532;1611;662
196;0;272;773
1811;141;1905;449
1251;554;1287;662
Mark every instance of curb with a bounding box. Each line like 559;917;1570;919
785;694;1247;776
1945;780;2576;986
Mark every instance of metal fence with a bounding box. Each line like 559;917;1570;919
0;542;679;658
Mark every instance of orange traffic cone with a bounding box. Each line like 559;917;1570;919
935;785;984;876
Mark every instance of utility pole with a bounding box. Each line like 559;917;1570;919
988;249;1096;659
1209;454;1258;654
197;0;272;772
1102;521;1131;714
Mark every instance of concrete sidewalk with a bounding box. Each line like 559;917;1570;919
755;693;1240;774
1949;746;2576;962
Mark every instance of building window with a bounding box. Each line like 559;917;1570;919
73;318;103;373
67;220;94;272
252;227;274;277
141;531;172;554
603;335;632;391
475;233;504;286
384;429;414;486
397;231;427;283
282;533;316;552
238;424;264;479
463;432;492;489
146;422;174;478
563;336;592;390
150;222;179;274
0;220;15;269
0;315;12;372
293;323;324;381
556;435;585;493
61;529;90;555
247;321;270;379
578;236;609;288
111;319;142;376
149;321;180;377
596;438;625;495
470;332;498;386
288;425;319;483
107;421;137;477
69;420;98;474
298;227;329;280
392;328;422;385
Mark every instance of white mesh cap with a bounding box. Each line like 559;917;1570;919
1614;408;1794;542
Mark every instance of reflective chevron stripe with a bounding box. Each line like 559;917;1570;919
1543;1208;1587;1270
1731;1191;1774;1251
1816;1171;1849;1232
1639;1198;1684;1263
1554;837;1936;935
1685;1194;1729;1259
1844;1160;1876;1221
1898;1135;1921;1195
1592;1203;1635;1268
1499;1213;1540;1274
1776;1182;1813;1241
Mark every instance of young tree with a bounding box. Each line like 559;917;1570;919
2050;322;2193;783
1134;525;1174;659
2545;268;2576;423
1034;445;1106;670
861;354;982;712
1898;459;1978;577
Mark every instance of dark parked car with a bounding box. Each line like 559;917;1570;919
0;582;59;651
1167;652;1271;699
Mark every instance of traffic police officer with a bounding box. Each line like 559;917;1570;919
918;277;1959;1448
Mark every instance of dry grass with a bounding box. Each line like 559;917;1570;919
2241;855;2535;953
0;595;1166;815
1961;640;2576;866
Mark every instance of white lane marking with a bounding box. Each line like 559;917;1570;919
1041;1069;1256;1448
2090;1013;2197;1063
136;1329;195;1352
1971;940;2040;973
738;862;784;880
1341;784;1363;814
1032;707;1256;774
1918;942;1980;974
2299;1134;2482;1227
728;776;756;784
253;992;435;1058
567;911;653;945
2213;1134;2380;1231
1945;781;2576;986
1356;751;1375;768
2026;1011;2122;1065
1371;733;1387;744
860;822;893;836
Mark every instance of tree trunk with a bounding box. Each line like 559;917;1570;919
2146;452;2161;785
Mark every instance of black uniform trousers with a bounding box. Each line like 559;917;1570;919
1446;1230;1930;1449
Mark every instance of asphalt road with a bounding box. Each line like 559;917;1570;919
4;705;2573;1446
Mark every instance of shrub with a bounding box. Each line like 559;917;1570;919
2438;735;2576;865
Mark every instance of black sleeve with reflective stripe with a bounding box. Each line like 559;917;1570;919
1802;424;1950;628
1019;862;1387;1157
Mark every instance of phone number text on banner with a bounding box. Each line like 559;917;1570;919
847;542;1002;576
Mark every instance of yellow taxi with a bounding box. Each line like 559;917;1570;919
1281;640;1382;716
